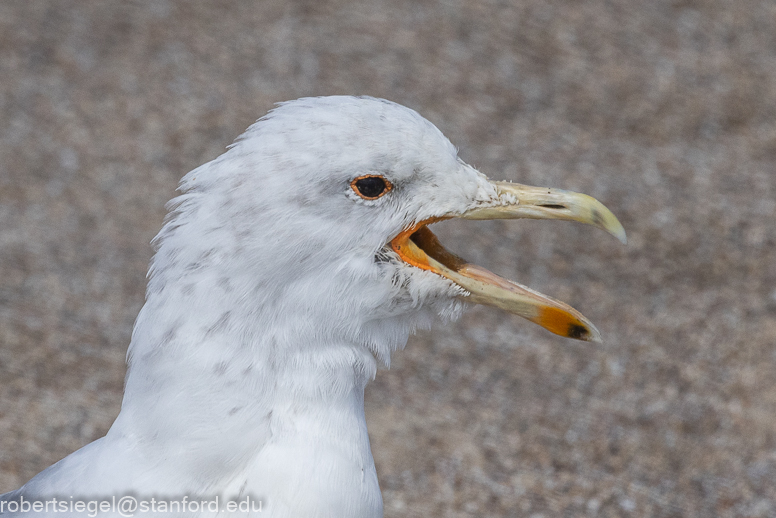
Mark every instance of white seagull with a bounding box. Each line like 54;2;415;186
1;96;625;517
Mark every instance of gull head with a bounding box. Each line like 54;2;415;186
147;96;625;366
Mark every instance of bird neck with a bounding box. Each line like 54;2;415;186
98;184;406;492
104;269;381;491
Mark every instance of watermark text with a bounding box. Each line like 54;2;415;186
0;495;263;516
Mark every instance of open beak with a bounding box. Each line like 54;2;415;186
390;181;626;342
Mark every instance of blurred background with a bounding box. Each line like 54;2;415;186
1;1;775;516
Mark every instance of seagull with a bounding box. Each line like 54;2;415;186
1;96;625;517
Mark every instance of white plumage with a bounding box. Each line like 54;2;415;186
1;96;624;517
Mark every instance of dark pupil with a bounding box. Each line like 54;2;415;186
355;177;387;198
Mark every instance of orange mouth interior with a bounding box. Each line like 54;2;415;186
389;218;599;342
390;218;465;273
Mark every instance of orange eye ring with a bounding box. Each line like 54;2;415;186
350;175;393;200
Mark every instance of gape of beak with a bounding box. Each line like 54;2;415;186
390;181;626;342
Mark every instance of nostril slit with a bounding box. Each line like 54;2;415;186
538;204;566;210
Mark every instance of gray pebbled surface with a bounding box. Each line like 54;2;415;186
1;1;775;516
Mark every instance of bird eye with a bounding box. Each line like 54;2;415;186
350;175;392;200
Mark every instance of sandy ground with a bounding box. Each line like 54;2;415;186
1;1;775;516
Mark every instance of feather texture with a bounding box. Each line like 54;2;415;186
1;97;506;517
